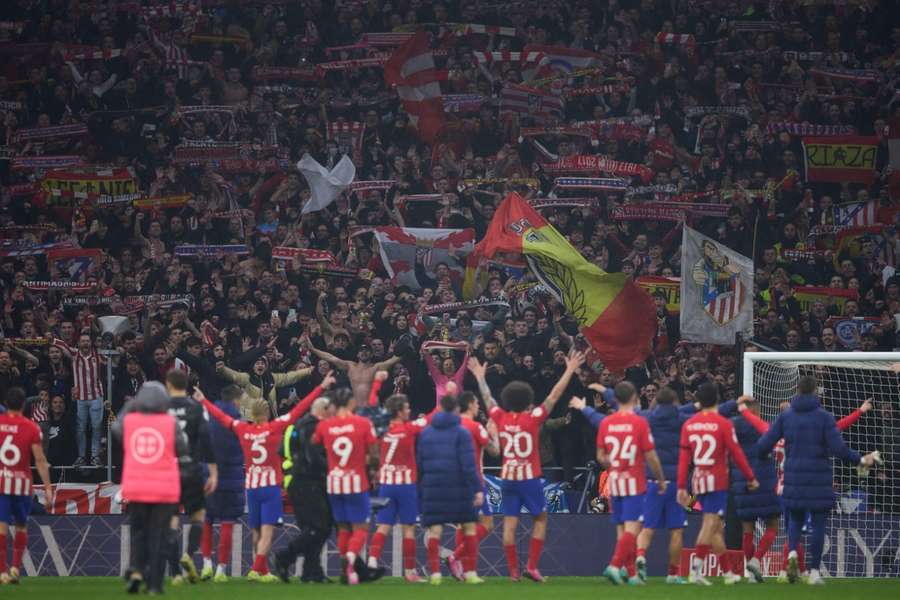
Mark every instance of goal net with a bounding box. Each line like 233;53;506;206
743;352;900;578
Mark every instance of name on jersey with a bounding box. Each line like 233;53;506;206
328;424;356;435
503;425;522;433
687;422;719;431
242;431;271;442
607;424;634;432
0;424;19;433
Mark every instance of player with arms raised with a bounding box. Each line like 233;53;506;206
195;372;335;582
0;388;52;585
312;386;380;585
677;383;758;585
470;349;584;582
367;373;425;582
597;382;666;585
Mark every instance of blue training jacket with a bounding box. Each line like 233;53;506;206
756;393;861;511
205;400;245;520
416;411;481;527
730;413;780;519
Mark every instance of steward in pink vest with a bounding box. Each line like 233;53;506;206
113;381;187;594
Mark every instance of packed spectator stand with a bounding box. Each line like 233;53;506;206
0;0;897;513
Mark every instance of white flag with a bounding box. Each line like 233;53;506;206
296;153;355;214
679;225;754;345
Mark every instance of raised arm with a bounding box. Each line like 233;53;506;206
569;396;604;429
373;354;402;373
273;366;314;388
724;421;757;484
198;394;236;430
466;357;496;411
756;412;785;458
823;414;863;465
368;370;388;407
280;372;335;423
306;337;352;371
542;350;586;413
837;399;872;431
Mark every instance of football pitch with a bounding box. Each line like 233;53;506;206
13;577;900;599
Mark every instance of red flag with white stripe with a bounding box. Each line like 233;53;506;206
384;31;445;143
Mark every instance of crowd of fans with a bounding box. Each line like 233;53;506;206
0;0;898;503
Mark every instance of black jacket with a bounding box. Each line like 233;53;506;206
168;394;214;476
286;413;328;483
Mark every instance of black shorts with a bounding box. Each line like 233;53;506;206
180;473;206;515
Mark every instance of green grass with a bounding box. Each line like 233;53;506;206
9;577;900;599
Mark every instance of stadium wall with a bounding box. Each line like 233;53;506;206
20;514;900;578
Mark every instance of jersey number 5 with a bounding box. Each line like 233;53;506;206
250;438;268;465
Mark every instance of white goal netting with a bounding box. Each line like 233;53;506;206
746;356;900;577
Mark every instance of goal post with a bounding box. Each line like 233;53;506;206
741;351;900;578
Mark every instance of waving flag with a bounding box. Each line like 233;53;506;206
296;153;356;214
500;84;564;122
372;227;475;290
521;44;601;81
801;135;878;184
47;247;102;283
470;193;655;372
384;31;445;143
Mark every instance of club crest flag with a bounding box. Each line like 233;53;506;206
372;227;474;291
680;226;754;344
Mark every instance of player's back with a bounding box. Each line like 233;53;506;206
379;421;421;485
598;411;653;496
315;413;376;494
681;411;733;494
460;416;489;478
0;413;40;496
233;420;285;489
168;395;210;470
489;405;546;480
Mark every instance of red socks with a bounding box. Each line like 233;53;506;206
348;529;367;557
369;531;387;561
668;563;680;576
798;544;807;572
755;528;777;560
12;531;26;569
636;547;647;559
718;552;731;574
403;538;416;571
610;532;635;568
454;528;464;557
218;522;233;565
0;533;7;572
201;522;213;559
476;524;489;541
252;554;268;574
337;530;351;556
463;534;478;573
427;537;440;574
742;532;755;560
695;544;710;561
504;544;518;575
526;537;543;571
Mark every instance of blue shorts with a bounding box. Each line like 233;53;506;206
0;494;31;524
329;492;371;524
643;481;686;530
698;490;728;516
611;494;645;525
500;478;546;516
376;484;418;525
246;486;283;529
479;483;493;516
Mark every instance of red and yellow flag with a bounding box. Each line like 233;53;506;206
469;193;656;372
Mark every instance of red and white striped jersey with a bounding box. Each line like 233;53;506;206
597;411;655;497
0;413;42;496
774;439;785;495
232;419;292;489
378;421;424;485
313;414;377;495
489;405;547;481
677;411;754;495
53;339;104;401
460;416;490;482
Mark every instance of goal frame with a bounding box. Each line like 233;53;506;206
742;351;900;396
